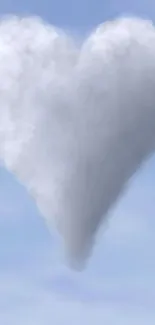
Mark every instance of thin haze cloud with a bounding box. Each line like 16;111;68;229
0;15;155;269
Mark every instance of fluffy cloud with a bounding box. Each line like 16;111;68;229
0;16;155;269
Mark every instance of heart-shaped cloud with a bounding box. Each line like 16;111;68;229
0;15;155;269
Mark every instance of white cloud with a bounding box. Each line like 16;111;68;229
1;16;155;269
0;14;155;324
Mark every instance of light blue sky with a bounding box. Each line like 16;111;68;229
0;1;155;324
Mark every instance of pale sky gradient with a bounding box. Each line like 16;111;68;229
0;1;155;324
